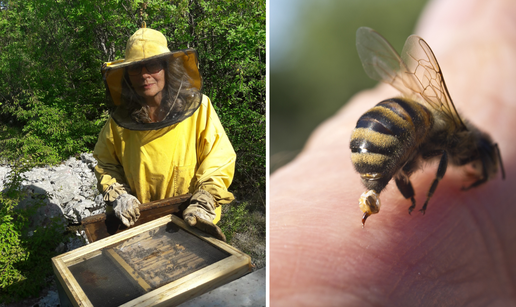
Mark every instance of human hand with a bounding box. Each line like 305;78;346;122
113;193;141;227
184;189;225;241
184;189;217;225
270;0;516;305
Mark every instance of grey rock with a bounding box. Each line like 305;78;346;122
1;154;105;226
49;168;81;205
81;152;98;169
64;198;105;224
38;290;60;307
67;231;86;251
0;165;12;191
79;188;95;199
63;204;77;223
95;193;105;205
16;191;67;229
73;195;86;203
30;181;54;195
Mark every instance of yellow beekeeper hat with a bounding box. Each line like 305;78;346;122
102;28;202;104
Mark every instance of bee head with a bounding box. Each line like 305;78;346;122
480;143;505;179
359;190;381;227
476;134;505;181
461;122;505;181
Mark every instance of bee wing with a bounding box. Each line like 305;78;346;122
356;27;466;130
356;27;421;99
401;35;466;129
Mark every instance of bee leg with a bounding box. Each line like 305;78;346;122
395;176;416;214
495;144;506;180
421;151;448;214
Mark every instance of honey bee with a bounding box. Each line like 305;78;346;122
351;27;505;226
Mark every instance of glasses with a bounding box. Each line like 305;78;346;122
127;60;164;76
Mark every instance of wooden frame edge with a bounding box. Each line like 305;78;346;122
121;254;252;306
52;213;252;307
52;257;94;307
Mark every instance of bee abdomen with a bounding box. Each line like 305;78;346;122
351;98;417;156
377;98;432;140
350;128;400;175
350;130;399;155
350;98;431;191
354;109;408;137
350;98;432;154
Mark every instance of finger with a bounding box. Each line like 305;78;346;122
184;214;197;226
127;199;140;222
134;207;140;220
194;218;226;242
122;206;136;224
121;213;134;226
120;216;131;228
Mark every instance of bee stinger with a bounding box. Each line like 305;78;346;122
351;27;505;227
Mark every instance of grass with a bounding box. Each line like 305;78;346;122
219;200;266;270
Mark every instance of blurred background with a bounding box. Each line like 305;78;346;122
270;0;429;173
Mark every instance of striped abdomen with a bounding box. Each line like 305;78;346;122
350;98;433;193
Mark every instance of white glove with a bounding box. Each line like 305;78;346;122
112;193;141;227
183;190;226;241
184;189;217;226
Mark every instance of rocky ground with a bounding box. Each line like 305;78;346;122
0;153;103;307
0;153;106;228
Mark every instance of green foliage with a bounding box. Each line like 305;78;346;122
189;0;266;204
220;201;266;268
0;0;265;205
219;201;249;242
0;198;28;290
0;157;68;302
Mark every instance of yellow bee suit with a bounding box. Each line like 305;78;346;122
93;95;235;224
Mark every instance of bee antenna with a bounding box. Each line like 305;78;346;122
494;143;506;180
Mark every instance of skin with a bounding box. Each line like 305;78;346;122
128;64;166;122
270;0;516;306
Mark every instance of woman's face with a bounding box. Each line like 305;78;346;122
128;60;166;104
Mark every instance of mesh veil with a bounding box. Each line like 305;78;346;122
102;49;203;131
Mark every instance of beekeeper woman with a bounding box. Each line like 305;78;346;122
93;28;235;240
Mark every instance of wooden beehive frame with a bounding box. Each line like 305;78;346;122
52;214;252;307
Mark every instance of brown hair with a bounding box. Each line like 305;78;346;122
120;56;201;124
